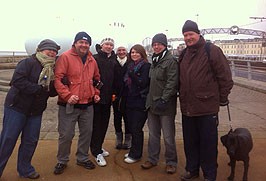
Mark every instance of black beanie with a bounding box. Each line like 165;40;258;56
74;31;92;45
37;39;60;53
152;33;167;47
182;20;200;34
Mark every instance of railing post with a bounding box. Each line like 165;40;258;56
12;51;15;63
247;61;252;80
231;60;235;77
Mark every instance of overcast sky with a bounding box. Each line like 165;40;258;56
1;0;265;51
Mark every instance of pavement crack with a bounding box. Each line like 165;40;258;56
113;150;136;181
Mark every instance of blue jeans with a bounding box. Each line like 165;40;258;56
0;107;42;177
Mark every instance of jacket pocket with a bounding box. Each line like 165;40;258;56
195;91;215;101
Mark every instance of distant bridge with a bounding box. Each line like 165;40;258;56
163;26;266;43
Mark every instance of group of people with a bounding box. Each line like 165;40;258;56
0;20;233;181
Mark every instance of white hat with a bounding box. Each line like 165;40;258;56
100;38;114;46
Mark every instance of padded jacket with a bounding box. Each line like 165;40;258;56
146;51;178;116
4;55;57;116
179;36;233;116
54;47;100;104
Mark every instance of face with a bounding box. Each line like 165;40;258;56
116;47;127;59
152;43;165;54
41;49;57;58
183;31;200;47
74;39;90;57
101;42;114;54
130;49;142;62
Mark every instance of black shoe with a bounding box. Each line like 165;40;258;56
180;171;199;181
77;160;96;169
54;163;67;175
22;172;40;179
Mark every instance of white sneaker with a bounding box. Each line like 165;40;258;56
124;153;129;158
124;157;139;164
101;148;109;157
95;154;107;167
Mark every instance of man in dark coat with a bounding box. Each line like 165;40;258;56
179;20;233;181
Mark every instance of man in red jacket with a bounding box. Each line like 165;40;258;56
53;31;101;175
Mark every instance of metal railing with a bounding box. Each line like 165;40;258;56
0;51;28;63
230;59;266;82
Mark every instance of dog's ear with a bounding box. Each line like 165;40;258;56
220;134;228;146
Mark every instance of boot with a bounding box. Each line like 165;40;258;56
122;134;132;150
115;132;123;149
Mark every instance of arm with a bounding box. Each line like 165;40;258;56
161;59;178;102
54;54;72;102
11;58;43;95
212;46;234;104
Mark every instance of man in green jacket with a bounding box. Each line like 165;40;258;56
141;33;178;174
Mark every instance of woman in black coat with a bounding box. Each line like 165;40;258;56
0;39;60;179
123;44;150;163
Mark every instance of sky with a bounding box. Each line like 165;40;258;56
0;0;265;52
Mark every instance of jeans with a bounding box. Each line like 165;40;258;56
147;111;177;166
112;99;129;134
182;113;218;180
0;107;42;177
126;109;147;159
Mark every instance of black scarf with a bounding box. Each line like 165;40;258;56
152;48;168;67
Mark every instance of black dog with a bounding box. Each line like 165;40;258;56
220;128;253;181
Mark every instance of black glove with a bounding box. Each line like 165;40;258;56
154;98;167;112
36;85;47;95
93;79;103;89
61;76;70;85
220;100;229;106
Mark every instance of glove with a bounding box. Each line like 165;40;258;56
61;76;70;85
93;79;103;89
220;100;229;106
154;98;167;112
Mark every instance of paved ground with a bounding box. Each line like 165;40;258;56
0;69;266;180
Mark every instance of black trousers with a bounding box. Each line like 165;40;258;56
182;113;218;180
112;99;129;134
90;103;111;157
126;109;147;159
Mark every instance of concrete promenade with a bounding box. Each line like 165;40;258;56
0;69;266;180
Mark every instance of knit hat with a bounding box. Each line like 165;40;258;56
74;31;92;45
37;39;60;53
182;20;200;34
152;33;167;47
100;38;114;46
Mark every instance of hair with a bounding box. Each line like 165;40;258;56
129;44;148;62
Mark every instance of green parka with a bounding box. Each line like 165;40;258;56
146;51;178;115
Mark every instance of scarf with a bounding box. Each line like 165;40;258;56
124;59;145;89
36;52;56;91
117;56;127;66
152;48;168;67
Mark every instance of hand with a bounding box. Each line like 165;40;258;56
112;94;116;102
67;95;79;104
94;95;100;103
154;98;167;111
220;100;229;106
61;76;70;85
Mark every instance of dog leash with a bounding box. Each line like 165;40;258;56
227;104;233;131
